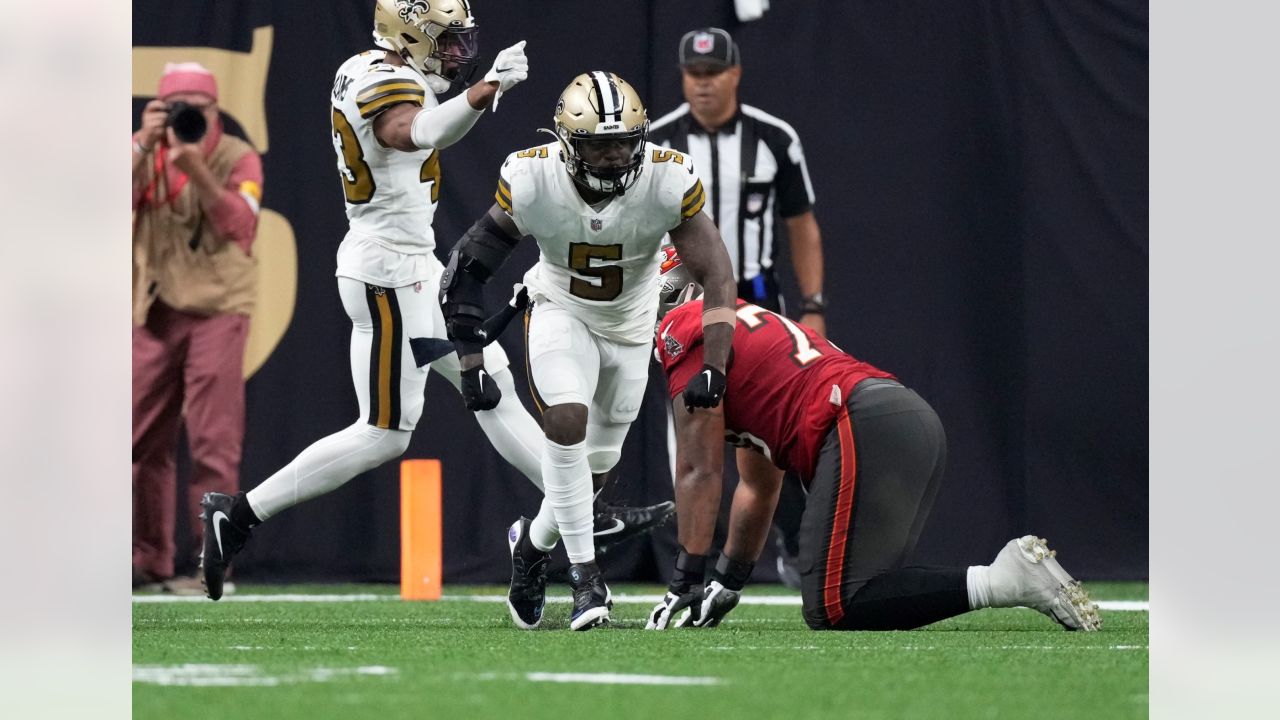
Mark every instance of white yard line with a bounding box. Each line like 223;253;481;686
132;664;396;686
525;672;722;686
469;672;723;686
134;593;1149;612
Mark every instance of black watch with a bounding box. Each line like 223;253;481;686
801;293;825;315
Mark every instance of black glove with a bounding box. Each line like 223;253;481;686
646;547;707;630
677;580;741;628
460;365;501;411
646;587;704;629
678;554;753;628
682;364;727;411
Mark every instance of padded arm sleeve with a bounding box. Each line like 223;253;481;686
439;213;520;355
410;92;485;150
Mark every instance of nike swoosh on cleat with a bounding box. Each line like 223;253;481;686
594;518;626;536
212;511;230;559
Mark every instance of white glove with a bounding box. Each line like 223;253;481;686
483;40;528;111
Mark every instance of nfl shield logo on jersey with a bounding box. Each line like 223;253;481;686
693;32;715;54
591;218;603;232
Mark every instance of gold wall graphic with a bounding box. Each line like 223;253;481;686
133;26;296;379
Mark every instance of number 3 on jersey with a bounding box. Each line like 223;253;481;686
332;106;441;205
736;304;823;366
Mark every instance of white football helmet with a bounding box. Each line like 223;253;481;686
373;0;479;89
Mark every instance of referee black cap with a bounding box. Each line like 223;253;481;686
678;27;740;70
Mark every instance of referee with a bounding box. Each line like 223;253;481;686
649;27;827;335
650;27;829;588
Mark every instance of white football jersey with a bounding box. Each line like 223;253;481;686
330;51;444;286
497;143;705;345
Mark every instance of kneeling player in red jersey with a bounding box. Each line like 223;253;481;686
645;247;1101;632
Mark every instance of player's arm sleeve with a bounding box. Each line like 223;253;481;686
408;91;484;150
205;150;263;254
773;126;815;218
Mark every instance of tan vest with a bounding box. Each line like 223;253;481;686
132;134;259;326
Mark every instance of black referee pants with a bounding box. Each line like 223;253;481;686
798;379;970;630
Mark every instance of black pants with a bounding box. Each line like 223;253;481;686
799;379;969;630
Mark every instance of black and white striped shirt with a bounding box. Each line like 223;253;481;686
649;103;815;285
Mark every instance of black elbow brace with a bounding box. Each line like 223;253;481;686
439;214;519;354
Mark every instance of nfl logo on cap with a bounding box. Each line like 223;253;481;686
693;32;715;54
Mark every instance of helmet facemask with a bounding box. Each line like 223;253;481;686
426;26;480;84
561;126;647;196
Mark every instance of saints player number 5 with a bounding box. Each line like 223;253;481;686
568;242;623;301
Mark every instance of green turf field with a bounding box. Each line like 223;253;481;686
133;582;1148;720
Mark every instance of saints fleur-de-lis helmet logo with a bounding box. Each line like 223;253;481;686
398;1;430;25
373;0;478;83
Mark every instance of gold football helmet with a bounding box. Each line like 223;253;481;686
373;0;479;84
549;71;649;195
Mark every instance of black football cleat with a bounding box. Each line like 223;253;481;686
568;562;612;631
774;531;803;590
593;500;675;553
506;517;550;630
199;492;252;601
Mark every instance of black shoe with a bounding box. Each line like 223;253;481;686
568;562;612;631
506;517;549;629
593;500;675;553
774;531;802;590
200;492;252;601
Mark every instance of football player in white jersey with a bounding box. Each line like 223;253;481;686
440;71;738;630
197;0;546;600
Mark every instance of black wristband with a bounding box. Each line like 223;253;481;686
670;547;708;593
710;554;755;591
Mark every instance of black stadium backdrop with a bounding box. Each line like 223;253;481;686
132;0;1148;583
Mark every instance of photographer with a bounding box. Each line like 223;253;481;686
131;62;263;594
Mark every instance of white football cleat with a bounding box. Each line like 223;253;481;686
988;535;1102;631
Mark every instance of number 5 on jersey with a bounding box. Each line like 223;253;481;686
569;242;623;301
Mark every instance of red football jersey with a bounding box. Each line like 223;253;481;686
656;299;895;480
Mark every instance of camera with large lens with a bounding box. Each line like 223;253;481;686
166;101;208;144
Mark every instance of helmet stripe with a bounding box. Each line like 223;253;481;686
589;70;621;123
